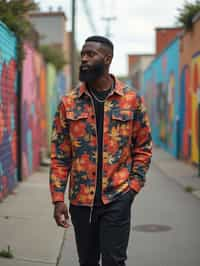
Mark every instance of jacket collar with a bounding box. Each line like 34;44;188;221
77;75;126;98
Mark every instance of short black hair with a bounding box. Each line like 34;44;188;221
85;35;113;54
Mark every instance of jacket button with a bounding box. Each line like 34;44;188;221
92;172;95;175
90;191;94;195
91;115;95;119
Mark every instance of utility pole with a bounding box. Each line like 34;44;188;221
71;0;76;89
101;16;116;38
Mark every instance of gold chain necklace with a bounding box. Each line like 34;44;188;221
90;90;108;102
89;82;114;103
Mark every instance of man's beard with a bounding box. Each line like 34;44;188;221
79;61;105;83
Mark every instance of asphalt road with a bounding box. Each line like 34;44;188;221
58;163;200;266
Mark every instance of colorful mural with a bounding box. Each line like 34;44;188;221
57;71;67;99
179;66;191;160
143;38;180;157
179;59;200;163
0;21;64;199
179;13;200;164
47;63;59;151
191;52;200;163
22;43;47;178
34;51;47;155
0;22;18;200
143;16;200;164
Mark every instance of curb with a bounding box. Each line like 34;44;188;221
56;230;67;266
152;160;200;201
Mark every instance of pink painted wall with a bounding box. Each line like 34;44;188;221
22;43;47;178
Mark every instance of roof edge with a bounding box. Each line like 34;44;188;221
29;11;67;21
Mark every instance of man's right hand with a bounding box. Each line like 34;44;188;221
54;202;70;228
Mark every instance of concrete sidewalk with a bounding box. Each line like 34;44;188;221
0;147;200;266
0;166;65;266
152;146;200;200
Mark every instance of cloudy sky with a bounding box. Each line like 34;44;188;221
36;0;186;75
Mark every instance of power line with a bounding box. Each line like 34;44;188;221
71;0;76;88
81;0;97;33
101;16;117;38
71;0;97;88
101;0;117;38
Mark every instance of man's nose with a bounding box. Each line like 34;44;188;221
81;54;89;63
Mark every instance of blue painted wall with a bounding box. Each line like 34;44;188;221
142;38;180;157
57;71;67;99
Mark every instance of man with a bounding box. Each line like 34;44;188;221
50;36;152;266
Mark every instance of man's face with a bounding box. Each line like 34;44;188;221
79;42;107;83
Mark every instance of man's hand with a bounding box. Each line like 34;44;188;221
54;202;70;228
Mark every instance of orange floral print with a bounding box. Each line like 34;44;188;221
50;76;152;206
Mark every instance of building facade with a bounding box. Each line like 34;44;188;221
30;10;71;93
155;27;182;55
128;54;154;91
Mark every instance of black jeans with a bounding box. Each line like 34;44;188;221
69;190;136;266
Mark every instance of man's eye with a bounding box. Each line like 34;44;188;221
80;51;96;58
88;52;95;57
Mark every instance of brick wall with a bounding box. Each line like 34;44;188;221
156;27;182;55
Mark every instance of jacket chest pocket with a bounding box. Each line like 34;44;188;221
66;111;88;138
111;109;133;136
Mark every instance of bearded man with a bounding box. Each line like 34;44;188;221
50;35;152;266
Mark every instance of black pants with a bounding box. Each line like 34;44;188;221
69;190;135;266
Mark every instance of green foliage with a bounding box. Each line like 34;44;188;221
39;45;67;72
0;0;38;68
177;0;200;30
184;185;195;192
0;246;14;259
117;75;129;82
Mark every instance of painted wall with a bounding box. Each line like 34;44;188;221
34;51;47;153
22;43;47;178
47;63;58;150
0;22;18;200
130;55;154;91
143;38;180;157
179;17;200;163
57;71;67;99
0;20;67;199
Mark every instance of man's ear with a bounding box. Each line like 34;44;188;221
104;54;112;65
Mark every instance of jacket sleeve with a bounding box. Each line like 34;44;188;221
49;100;72;203
129;95;152;193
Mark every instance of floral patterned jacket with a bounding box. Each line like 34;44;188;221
49;76;152;206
